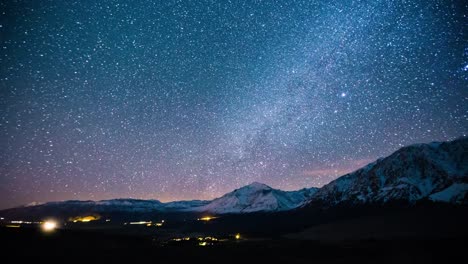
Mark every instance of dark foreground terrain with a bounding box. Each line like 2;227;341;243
2;226;467;263
2;204;468;263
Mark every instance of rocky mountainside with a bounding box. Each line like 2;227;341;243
309;137;468;206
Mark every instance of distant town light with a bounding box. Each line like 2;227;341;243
198;216;217;221
70;215;100;223
235;233;241;240
129;221;152;225
42;220;57;232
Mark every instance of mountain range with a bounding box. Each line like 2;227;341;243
1;137;466;219
311;137;467;206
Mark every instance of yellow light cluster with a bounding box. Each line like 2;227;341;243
171;235;236;245
197;216;218;221
70;215;100;223
172;237;191;242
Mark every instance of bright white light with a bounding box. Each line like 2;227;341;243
340;92;347;97
129;221;151;225
42;220;57;232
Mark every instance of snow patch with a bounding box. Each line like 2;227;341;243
429;183;468;203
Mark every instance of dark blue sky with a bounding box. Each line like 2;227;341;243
0;0;466;209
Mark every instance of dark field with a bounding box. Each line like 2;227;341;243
2;226;467;263
3;204;468;264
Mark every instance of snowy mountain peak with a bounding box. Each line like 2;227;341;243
243;182;272;190
194;183;317;214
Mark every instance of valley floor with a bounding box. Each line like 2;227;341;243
2;226;467;263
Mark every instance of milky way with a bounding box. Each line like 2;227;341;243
0;0;466;209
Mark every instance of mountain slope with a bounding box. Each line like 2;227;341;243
0;184;317;219
0;198;210;220
309;137;468;206
194;182;318;213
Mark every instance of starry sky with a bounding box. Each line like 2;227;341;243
0;0;467;209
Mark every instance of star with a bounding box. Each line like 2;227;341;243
0;0;465;209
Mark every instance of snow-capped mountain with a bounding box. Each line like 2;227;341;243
24;199;165;213
91;198;210;212
163;200;211;210
2;198;210;219
193;182;318;214
38;198;210;212
0;185;316;218
309;137;468;206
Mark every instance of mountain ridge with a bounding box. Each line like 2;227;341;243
308;137;468;206
0;183;317;216
1;137;466;219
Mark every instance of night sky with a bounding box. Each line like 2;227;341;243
1;0;466;209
